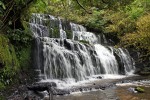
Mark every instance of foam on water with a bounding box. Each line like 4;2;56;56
116;80;150;87
40;74;130;89
30;14;135;89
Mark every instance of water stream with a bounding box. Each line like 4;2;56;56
29;13;135;89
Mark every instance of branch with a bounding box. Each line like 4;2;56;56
2;2;15;24
75;0;92;14
0;0;35;30
101;0;109;4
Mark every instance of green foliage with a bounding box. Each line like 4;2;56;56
7;29;33;49
0;1;6;10
136;14;150;50
85;10;107;31
0;1;5;17
0;0;34;91
0;96;5;100
120;14;150;51
0;27;33;88
29;0;47;13
17;46;32;72
105;11;136;36
0;0;149;90
125;0;145;20
0;34;19;87
6;28;33;71
0;82;5;90
119;14;150;68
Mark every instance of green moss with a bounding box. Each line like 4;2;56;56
0;34;19;86
66;30;73;39
52;28;60;38
135;87;145;93
79;40;89;44
17;46;32;69
0;96;5;100
0;82;5;90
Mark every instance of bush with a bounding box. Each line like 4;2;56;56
0;34;19;86
136;14;150;50
0;82;5;90
105;11;136;36
7;29;33;49
119;14;150;50
85;10;107;32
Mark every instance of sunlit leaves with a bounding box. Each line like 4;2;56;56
120;14;150;51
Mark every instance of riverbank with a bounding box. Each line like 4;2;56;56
116;76;150;100
44;87;118;100
44;76;150;100
116;86;150;100
1;75;150;100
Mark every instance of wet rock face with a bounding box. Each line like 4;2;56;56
64;39;72;50
27;82;57;92
96;76;102;79
52;89;70;95
27;82;70;96
113;52;125;75
128;49;141;68
128;49;150;74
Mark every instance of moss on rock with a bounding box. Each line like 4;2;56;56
66;30;73;39
0;34;19;88
135;87;145;93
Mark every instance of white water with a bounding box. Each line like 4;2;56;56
40;74;127;89
116;79;150;87
30;13;135;88
94;44;118;74
70;22;97;44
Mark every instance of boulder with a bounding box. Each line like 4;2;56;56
27;82;57;92
135;87;145;93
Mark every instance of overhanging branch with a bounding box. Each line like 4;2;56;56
75;0;92;14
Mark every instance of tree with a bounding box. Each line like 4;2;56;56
0;0;36;30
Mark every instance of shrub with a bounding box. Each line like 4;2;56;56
136;14;150;50
105;11;136;36
0;34;19;86
119;14;150;51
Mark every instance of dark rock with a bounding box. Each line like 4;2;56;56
64;39;72;50
79;88;83;92
27;82;57;92
95;86;100;90
100;86;106;90
96;76;102;79
52;88;70;95
8;95;23;100
24;91;41;100
127;87;137;93
27;82;71;96
113;51;125;75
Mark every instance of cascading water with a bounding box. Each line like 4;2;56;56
30;13;135;86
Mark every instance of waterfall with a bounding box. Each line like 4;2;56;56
30;13;135;82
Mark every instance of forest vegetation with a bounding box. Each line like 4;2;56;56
0;0;150;94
